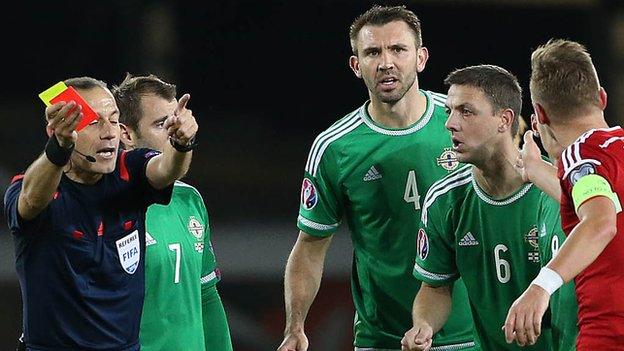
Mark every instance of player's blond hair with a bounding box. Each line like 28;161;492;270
530;39;601;120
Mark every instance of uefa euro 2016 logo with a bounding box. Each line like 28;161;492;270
417;228;429;260
301;178;318;210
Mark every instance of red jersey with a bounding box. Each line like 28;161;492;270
557;126;624;350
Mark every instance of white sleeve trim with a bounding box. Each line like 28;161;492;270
297;215;339;231
413;262;457;282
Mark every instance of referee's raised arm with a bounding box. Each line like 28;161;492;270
18;100;83;220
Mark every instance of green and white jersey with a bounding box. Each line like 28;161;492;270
140;181;219;351
537;192;578;351
298;90;476;349
414;165;554;351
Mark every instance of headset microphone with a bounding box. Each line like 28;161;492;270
73;149;96;163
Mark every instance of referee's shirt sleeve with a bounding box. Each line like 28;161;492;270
4;179;50;235
123;148;174;206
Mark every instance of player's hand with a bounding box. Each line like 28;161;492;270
276;330;309;351
515;130;542;183
45;101;83;148
164;93;198;146
401;320;433;351
503;284;550;347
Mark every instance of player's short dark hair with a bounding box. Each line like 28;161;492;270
530;39;601;120
112;73;177;135
64;76;108;91
349;5;422;56
445;64;523;136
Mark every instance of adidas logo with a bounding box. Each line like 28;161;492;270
363;166;383;181
458;232;479;246
146;232;157;246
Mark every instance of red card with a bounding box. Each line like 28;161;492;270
50;87;99;131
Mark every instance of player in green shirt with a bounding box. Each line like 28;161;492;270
278;5;476;351
113;74;233;351
403;65;555;351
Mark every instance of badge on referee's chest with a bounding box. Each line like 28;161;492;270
116;230;141;274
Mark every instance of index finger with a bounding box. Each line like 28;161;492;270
174;93;191;115
45;101;67;119
504;310;517;342
523;130;535;145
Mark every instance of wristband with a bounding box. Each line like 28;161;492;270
169;135;197;153
45;136;74;166
531;267;563;295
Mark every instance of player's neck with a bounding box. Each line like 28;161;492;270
555;112;610;149
367;88;426;129
472;140;524;199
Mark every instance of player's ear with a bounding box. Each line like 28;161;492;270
498;108;514;133
349;55;362;79
416;46;429;73
119;123;136;148
533;103;551;126
599;87;608;110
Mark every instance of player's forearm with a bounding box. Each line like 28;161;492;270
412;283;452;333
546;205;616;282
283;237;330;332
528;159;561;202
146;144;192;189
18;153;64;220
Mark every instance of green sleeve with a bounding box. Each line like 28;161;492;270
297;148;343;237
413;199;458;286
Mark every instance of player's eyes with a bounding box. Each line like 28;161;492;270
393;47;405;53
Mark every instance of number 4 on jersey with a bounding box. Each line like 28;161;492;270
404;170;421;210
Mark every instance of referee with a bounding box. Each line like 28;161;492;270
4;76;198;351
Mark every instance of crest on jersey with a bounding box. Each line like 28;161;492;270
116;230;141;274
301;178;318;210
188;216;204;240
436;148;459;172
417;228;429;260
525;226;540;263
568;162;596;185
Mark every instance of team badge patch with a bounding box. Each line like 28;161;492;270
569;162;596;185
144;150;161;158
417;228;429;260
116;230;141;274
525;226;540;263
301;178;318;210
188;216;204;240
437;148;459;172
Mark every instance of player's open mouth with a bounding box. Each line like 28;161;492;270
96;147;116;159
452;138;462;149
380;77;398;86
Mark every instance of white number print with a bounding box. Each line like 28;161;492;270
494;244;511;284
551;235;560;257
404;170;421;210
168;243;181;284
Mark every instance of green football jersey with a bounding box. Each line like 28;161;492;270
298;91;476;349
414;165;554;351
140;181;220;351
537;192;578;351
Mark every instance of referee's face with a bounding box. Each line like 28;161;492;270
72;87;121;177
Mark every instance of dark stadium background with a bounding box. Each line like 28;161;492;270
0;1;622;350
